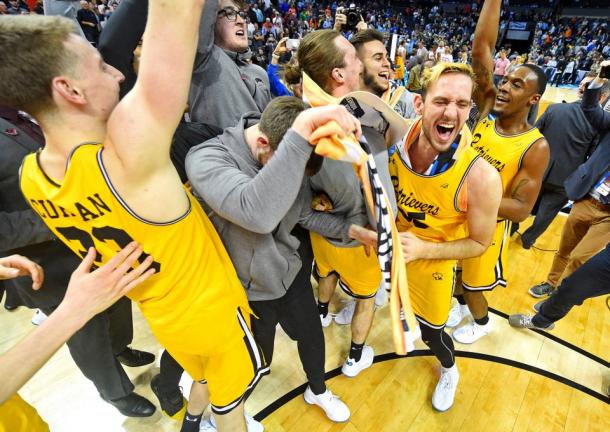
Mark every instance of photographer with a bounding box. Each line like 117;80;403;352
333;4;367;37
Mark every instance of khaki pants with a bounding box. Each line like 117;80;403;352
547;197;610;287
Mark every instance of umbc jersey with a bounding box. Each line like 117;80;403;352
390;118;481;243
20;143;250;356
472;115;544;195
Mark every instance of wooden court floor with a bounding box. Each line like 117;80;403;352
3;86;608;431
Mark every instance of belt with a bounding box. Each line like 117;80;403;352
586;196;610;211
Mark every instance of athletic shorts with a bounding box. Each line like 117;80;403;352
310;232;381;299
407;258;456;328
460;220;511;292
0;394;49;432
168;308;268;415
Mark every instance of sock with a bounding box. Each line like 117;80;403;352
349;341;364;362
317;301;329;318
455;294;466;305
474;315;489;326
180;412;202;432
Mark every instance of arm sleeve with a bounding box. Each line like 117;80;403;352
98;0;148;98
267;63;292;97
581;85;610;132
0;209;54;252
194;0;220;71
186;129;313;234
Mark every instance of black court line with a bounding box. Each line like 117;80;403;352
489;307;610;368
253;350;610;422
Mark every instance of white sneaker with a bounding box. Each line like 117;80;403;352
320;313;332;327
432;365;459;412
374;287;388;308
303;386;350;422
341;345;374;377
31;309;48;326
445;303;470;328
208;413;263;432
200;417;215;431
452;321;492;344
334;300;356;325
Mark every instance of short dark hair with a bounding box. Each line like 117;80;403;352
350;29;385;52
519;64;548;96
259;97;307;150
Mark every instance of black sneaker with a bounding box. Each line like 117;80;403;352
508;314;554;331
528;282;555;298
104;392;156;417
150;374;185;418
533;299;545;313
116;347;155;367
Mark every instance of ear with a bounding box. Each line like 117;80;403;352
255;134;271;152
331;67;345;84
528;93;541;107
51;76;87;106
413;93;424;116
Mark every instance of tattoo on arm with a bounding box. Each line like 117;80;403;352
511;179;529;200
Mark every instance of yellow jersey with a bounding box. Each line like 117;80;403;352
20;144;250;356
472;115;544;195
390;118;481;242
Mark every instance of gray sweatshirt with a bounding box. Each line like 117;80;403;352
189;0;272;129
185;114;351;301
308;125;397;247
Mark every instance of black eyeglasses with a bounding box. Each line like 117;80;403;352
217;7;248;21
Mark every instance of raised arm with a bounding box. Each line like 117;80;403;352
498;138;549;222
471;0;501;119
106;0;205;177
400;158;502;262
581;68;610;132
194;0;220;70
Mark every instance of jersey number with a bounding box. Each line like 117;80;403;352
399;209;429;229
56;226;161;273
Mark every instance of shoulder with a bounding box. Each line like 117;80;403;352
467;157;502;196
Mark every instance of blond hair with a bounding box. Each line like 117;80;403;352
421;62;476;99
0;16;78;115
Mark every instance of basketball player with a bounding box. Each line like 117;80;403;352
390;62;502;411
289;30;398;377
447;0;550;344
0;3;261;431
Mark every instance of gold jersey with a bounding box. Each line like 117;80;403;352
472;115;544;195
390;118;481;242
20;144;249;356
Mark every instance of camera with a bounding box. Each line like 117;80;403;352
345;3;361;31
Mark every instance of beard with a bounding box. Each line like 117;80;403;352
361;68;388;97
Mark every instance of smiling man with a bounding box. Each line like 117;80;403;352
447;0;550;345
189;0;271;129
390;62;502;411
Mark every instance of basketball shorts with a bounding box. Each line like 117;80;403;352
406;258;456;328
168;308;269;415
310;232;381;299
460;220;511;292
0;394;49;432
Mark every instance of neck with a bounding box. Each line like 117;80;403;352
408;132;438;174
496;109;532;135
245;124;260;157
38;112;107;161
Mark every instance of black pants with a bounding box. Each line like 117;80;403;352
157;226;327;395
521;183;569;247
41;296;134;400
534;243;610;327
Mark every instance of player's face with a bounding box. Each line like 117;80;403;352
335;36;362;93
494;66;540;116
66;35;124;120
418;73;472;152
215;0;249;53
359;40;391;97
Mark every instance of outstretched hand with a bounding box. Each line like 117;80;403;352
60;242;156;321
292;105;362;143
0;255;44;290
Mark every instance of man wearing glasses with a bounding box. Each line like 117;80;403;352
189;0;272;130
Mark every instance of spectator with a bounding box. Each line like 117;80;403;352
493;50;511;86
77;1;100;46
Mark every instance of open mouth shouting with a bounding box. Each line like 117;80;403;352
435;122;456;142
378;70;390;83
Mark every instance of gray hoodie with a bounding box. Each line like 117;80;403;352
189;0;272;129
185;114;351;301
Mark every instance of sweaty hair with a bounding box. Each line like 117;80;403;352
350;29;384;52
259;96;307;150
518;63;548;96
421;62;476;100
287;30;345;94
0;16;78;115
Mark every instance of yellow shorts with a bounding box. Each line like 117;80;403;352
407;259;456;327
310;232;381;298
168;308;268;414
461;220;511;291
0;394;49;432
